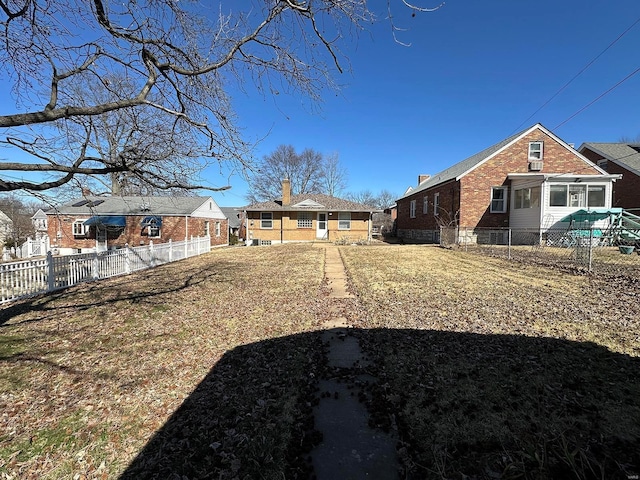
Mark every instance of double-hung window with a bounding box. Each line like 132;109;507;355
297;212;313;228
215;222;221;237
423;196;428;214
338;212;351;230
433;193;440;216
409;200;416;218
260;212;273;229
528;141;543;160
490;187;508;213
72;220;87;237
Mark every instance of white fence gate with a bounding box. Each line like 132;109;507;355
0;236;212;305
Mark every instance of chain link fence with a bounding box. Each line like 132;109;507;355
441;226;640;277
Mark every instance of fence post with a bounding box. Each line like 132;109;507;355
47;251;55;292
92;250;99;280
508;228;512;260
168;239;173;262
125;243;131;274
588;228;594;273
149;240;155;267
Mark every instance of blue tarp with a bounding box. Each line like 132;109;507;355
141;215;162;227
560;208;623;223
84;216;126;227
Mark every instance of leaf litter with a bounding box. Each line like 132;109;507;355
2;243;639;479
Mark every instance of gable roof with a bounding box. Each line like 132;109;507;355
49;195;223;217
399;123;599;200
243;193;379;212
579;143;640;177
220;207;242;229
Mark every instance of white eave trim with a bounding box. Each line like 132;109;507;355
507;173;622;181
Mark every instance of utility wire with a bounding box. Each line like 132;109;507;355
553;65;640;130
511;15;640;134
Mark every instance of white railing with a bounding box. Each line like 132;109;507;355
0;236;212;305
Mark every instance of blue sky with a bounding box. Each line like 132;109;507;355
2;1;640;207
211;0;640;206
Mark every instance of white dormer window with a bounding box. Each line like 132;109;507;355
528;141;543;160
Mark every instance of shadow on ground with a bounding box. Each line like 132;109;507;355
120;328;640;480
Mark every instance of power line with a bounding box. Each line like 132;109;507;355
553;65;640;130
511;15;640;134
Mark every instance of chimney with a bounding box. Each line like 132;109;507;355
418;174;430;185
282;178;291;206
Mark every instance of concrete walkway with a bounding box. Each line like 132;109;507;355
310;245;399;479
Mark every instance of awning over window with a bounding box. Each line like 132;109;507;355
84;216;126;227
141;215;162;227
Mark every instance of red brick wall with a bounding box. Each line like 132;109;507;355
48;215;228;251
580;148;640;209
397;128;602;235
396;180;459;231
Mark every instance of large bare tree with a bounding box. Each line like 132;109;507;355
0;0;441;194
247;145;344;203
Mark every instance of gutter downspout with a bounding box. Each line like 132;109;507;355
280;210;283;244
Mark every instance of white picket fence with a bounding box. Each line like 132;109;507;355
0;236;212;305
2;236;50;261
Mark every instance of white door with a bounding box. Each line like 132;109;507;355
316;212;328;239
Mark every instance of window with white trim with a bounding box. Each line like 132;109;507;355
528;141;543;160
72;220;87;237
433;193;440;216
297;212;313;228
204;221;210;237
260;212;273;229
549;184;606;208
215;221;221;237
409;200;416;218
338;212;351;230
423;196;428;214
490;187;508;213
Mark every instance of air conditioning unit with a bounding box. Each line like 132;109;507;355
529;161;543;171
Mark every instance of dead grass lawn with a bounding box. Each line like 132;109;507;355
1;244;639;479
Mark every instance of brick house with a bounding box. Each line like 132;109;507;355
578;143;640;211
243;180;379;245
47;196;228;255
396;124;621;243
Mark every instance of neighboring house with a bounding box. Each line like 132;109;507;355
220;207;243;239
243;179;380;245
47;196;228;255
0;210;13;248
578;143;640;211
396;123;621;243
31;209;49;238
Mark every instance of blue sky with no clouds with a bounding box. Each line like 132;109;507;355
211;0;640;206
